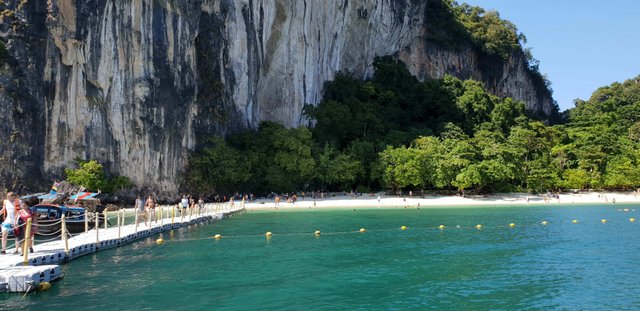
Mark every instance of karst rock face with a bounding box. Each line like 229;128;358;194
0;0;556;195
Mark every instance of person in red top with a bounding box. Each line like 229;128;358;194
16;200;37;254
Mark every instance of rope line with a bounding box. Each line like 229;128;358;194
34;219;63;227
35;229;63;237
153;218;637;243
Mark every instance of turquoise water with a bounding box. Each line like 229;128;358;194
3;204;640;310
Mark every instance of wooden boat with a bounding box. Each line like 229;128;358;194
31;204;105;236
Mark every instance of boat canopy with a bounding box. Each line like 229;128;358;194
70;192;99;200
37;190;58;200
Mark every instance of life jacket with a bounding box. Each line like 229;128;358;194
18;208;34;223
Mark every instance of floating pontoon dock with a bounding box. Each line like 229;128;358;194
0;203;244;293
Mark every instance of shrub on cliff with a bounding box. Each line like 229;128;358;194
65;159;132;193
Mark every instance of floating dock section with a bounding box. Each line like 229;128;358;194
0;203;244;293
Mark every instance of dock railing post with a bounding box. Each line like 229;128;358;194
135;209;139;233
103;211;108;229
85;212;89;232
95;214;100;246
22;218;32;266
160;206;163;226
117;209;121;239
171;205;175;226
61;215;69;255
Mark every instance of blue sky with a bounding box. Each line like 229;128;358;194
462;0;640;111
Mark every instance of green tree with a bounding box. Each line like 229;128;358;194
453;164;483;191
187;136;249;194
378;146;425;190
65;160;106;192
604;155;640;188
316;145;364;190
561;169;590;190
456;80;494;132
65;159;132;193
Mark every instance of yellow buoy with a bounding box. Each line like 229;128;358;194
630;218;636;222
214;234;222;239
476;224;482;230
601;219;607;224
156;237;164;245
509;223;516;228
541;220;548;225
38;282;51;291
400;226;407;230
359;228;366;233
265;232;272;237
314;230;321;236
438;225;445;230
572;219;578;224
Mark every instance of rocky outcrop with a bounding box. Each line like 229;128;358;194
0;0;558;195
404;44;557;117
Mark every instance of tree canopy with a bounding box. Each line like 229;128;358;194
187;57;640;195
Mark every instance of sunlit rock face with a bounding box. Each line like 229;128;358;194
0;0;555;195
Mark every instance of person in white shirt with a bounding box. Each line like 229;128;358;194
1;192;19;254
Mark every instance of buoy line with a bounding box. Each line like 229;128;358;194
155;217;637;244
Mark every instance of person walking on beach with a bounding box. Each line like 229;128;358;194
16;201;37;254
274;195;280;209
135;195;147;225
1;192;19;254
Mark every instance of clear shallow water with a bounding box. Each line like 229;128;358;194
3;204;640;310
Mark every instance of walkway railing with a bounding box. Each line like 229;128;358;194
10;201;244;266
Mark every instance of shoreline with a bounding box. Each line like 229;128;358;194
244;191;640;210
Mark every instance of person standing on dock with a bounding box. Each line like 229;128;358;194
189;195;195;210
135;195;147;226
146;195;157;224
181;195;189;215
1;192;19;254
16;201;37;254
198;196;205;211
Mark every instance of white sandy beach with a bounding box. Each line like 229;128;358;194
244;192;640;210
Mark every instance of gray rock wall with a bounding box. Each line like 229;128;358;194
0;0;557;195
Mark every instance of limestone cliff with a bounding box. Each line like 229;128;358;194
0;0;558;195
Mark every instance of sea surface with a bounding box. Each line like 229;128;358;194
2;204;640;310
